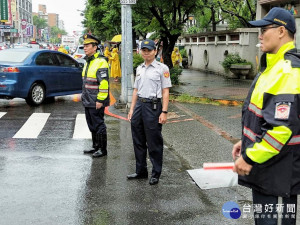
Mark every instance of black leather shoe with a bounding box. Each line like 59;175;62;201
127;173;148;180
83;149;97;154
149;177;159;185
92;150;107;158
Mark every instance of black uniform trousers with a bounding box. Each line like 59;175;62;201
252;189;297;225
131;99;163;178
85;107;106;134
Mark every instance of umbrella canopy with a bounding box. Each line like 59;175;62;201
111;34;122;43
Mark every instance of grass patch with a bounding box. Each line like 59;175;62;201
170;94;243;106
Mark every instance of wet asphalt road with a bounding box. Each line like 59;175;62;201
0;96;298;225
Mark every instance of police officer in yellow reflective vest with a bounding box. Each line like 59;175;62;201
232;8;300;225
81;34;109;158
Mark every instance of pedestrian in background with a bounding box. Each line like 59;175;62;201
58;44;68;54
109;48;121;82
104;46;111;65
232;7;300;225
81;34;110;158
127;39;172;185
171;47;182;67
65;45;70;54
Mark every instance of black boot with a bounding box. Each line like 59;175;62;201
83;133;98;154
92;133;107;158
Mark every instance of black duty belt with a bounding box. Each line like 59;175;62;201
138;97;161;103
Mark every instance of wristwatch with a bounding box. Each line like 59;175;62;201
162;111;168;114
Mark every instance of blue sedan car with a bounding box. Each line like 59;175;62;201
0;48;83;106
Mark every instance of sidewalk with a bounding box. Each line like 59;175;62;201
171;69;252;102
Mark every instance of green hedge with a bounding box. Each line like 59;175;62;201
170;67;182;85
221;53;250;72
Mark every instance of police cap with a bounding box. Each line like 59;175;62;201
141;39;156;50
249;7;296;34
83;34;100;45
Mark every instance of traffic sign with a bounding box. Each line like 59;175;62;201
120;0;136;4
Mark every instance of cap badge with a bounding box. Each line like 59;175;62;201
144;41;149;44
274;18;287;25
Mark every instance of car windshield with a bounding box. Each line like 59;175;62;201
0;51;31;62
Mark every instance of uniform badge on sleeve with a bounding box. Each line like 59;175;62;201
163;71;170;78
275;102;291;120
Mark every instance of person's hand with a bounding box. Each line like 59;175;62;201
96;102;103;109
128;109;133;122
159;113;167;124
232;140;252;176
232;140;242;160
233;156;252;176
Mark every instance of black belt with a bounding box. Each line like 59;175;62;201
138;97;161;103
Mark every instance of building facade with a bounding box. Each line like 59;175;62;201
177;0;300;79
33;4;60;43
1;0;33;43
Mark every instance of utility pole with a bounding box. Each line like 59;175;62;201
120;0;136;109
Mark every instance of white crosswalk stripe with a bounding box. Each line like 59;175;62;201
0;112;92;139
0;112;6;119
73;114;92;139
13;113;51;139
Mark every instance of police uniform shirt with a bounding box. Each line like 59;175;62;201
134;60;172;98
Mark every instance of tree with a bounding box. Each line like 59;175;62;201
83;0;121;41
83;0;201;69
33;15;48;30
49;26;67;44
218;0;256;29
33;15;48;41
132;0;201;69
186;0;256;33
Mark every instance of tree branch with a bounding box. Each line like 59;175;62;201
218;2;252;27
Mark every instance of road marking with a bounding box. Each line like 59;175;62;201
0;112;6;119
13;113;50;139
73;114;92;139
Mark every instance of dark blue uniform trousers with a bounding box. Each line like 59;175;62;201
85;107;106;134
252;189;297;225
131;99;163;178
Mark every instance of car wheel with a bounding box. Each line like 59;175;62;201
26;83;45;106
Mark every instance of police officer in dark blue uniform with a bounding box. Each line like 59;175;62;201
81;34;110;158
127;39;172;185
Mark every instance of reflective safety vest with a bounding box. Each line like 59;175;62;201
81;52;110;108
239;41;300;197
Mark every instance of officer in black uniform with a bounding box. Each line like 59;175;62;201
127;39;172;185
81;34;110;158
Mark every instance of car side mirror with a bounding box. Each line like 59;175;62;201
78;63;84;68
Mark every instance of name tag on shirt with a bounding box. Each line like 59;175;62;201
100;71;107;78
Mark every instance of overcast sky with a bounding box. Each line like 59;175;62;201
32;0;86;35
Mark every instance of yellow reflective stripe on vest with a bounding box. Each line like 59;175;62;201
97;79;108;101
246;126;292;163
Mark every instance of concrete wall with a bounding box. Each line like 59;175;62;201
176;28;260;79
